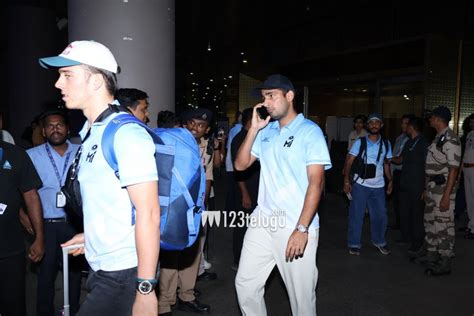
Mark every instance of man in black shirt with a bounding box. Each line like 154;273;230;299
230;108;260;269
393;117;428;256
0;141;44;316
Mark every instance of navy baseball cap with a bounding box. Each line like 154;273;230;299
184;108;213;123
431;106;451;122
252;74;295;96
367;113;383;122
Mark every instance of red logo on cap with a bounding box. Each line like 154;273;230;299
62;43;74;55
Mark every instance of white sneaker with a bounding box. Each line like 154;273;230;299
203;258;212;270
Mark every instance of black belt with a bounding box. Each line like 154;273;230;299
44;217;67;223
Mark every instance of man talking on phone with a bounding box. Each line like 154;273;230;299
234;74;331;315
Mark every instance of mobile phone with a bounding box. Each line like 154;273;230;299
345;192;352;200
257;106;269;119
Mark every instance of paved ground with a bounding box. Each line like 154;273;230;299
25;173;474;315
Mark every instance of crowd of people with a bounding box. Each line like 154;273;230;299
0;39;473;316
343;109;473;277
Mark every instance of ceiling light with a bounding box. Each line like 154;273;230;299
243;59;248;64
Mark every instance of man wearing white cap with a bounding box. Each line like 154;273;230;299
343;113;393;256
39;40;160;316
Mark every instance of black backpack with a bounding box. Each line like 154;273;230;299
350;137;389;182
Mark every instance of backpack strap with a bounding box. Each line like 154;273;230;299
376;138;389;163
102;113;161;177
171;166;200;237
359;137;367;161
352;137;367;183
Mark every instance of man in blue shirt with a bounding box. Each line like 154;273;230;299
343;113;393;256
235;74;331;315
27;109;81;316
39;40;160;316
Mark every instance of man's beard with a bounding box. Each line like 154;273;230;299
48;135;67;146
368;129;380;135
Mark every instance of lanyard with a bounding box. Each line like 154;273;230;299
45;144;72;187
408;136;421;152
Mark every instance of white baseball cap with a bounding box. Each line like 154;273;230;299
39;40;119;73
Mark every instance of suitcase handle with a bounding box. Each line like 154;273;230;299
62;244;84;316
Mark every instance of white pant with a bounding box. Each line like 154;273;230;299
235;222;319;316
465;167;474;232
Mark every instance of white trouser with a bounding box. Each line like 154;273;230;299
235;220;319;316
465;167;474;232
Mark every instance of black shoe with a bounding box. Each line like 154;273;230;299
348;247;360;256
159;313;172;316
425;257;451;276
408;247;424;259
178;298;210;314
194;288;201;298
388;224;400;230
457;226;470;232
394;239;409;246
375;245;391;255
197;271;217;282
464;232;474;239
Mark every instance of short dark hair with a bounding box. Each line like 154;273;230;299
353;114;367;124
408;116;423;132
157;110;179;128
82;64;118;96
40;109;69;126
402;114;414;121
241;108;253;127
115;88;149;110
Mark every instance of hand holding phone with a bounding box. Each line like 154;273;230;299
257;106;269;119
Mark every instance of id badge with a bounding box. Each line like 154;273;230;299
56;191;66;208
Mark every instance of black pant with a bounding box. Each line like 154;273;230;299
392;170;402;226
0;252;26;316
37;221;83;316
399;190;425;249
77;268;137;316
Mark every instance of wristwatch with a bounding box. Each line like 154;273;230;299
136;278;158;295
296;223;308;233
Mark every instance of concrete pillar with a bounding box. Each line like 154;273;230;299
68;0;175;127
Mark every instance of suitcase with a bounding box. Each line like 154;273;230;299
62;244;84;316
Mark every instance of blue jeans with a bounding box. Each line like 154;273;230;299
347;183;388;248
77;267;137;316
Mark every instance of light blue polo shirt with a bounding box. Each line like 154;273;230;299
251;114;332;229
349;135;392;188
78;112;158;272
27;141;79;219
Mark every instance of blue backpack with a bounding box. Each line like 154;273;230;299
102;113;206;250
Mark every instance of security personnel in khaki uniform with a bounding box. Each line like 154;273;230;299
420;106;461;276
